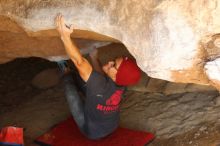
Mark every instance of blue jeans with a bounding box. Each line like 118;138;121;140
62;72;103;140
62;74;87;132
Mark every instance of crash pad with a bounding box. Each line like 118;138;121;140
35;117;154;146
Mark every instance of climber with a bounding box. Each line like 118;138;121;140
55;13;141;140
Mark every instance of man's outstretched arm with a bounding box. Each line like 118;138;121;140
55;13;92;81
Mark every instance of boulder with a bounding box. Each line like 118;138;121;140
0;0;220;89
31;68;59;89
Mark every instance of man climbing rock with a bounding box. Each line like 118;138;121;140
55;13;141;140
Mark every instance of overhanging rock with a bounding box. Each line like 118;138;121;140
0;0;220;89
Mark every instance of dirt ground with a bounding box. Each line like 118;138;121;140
0;57;220;146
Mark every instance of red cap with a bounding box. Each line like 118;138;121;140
115;57;141;86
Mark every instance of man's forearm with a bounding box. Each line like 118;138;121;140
62;37;83;65
55;14;93;81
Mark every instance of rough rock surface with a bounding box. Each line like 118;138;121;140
128;74;217;95
120;91;220;138
0;0;220;89
31;68;60;89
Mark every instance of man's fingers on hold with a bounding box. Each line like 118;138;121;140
55;16;59;27
57;17;61;29
58;14;62;29
60;15;64;25
70;24;74;31
57;15;60;21
58;13;61;18
55;15;58;23
56;14;60;23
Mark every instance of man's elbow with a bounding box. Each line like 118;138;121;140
75;58;93;82
75;58;86;67
70;56;84;66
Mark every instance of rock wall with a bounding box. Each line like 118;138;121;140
120;90;220;138
0;0;220;89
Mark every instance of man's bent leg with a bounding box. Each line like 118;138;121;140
57;60;88;136
62;75;91;137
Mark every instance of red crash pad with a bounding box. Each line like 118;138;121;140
35;117;154;146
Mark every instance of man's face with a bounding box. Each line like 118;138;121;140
102;57;123;81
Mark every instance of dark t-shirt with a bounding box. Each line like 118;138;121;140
85;70;124;138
